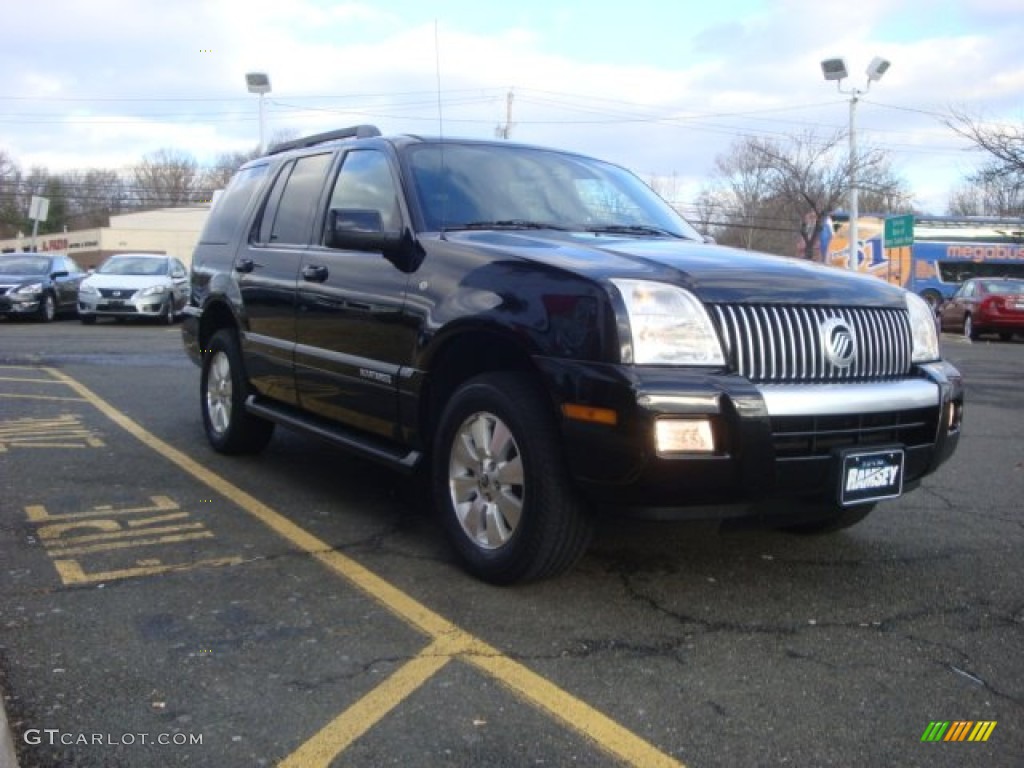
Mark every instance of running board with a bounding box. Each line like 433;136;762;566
245;396;422;473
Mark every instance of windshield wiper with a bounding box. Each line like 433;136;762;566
453;220;571;231
585;224;684;238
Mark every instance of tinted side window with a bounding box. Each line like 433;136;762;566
326;150;400;232
200;163;270;245
267;153;333;245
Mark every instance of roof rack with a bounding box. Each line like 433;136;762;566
267;125;382;155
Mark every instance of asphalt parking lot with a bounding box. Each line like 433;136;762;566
1;318;1021;767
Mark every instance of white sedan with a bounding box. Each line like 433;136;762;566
78;254;190;325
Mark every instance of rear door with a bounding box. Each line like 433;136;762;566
293;148;415;440
235;151;334;406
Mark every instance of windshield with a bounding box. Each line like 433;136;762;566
97;256;168;276
405;142;702;240
0;256;50;276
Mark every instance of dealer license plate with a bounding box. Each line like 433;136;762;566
839;449;905;506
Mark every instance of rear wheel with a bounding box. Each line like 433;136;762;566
201;329;274;454
964;313;979;340
432;372;592;584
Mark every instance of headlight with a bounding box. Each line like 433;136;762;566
610;279;725;365
905;291;940;363
15;282;43;295
78;283;98;296
139;285;167;297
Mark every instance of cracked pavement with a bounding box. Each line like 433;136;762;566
0;322;1021;767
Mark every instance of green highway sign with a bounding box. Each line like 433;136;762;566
884;214;914;248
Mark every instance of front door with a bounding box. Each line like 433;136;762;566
294;148;415;440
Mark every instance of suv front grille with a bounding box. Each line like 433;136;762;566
710;304;912;383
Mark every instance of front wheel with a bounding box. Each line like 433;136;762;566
36;293;56;322
200;329;274;454
432;373;592;584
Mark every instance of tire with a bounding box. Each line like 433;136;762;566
200;329;275;455
778;502;875;534
80;315;97;325
964;313;979;341
161;300;175;325
36;293;56;322
432;372;592;584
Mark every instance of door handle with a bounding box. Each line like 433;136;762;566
235;258;255;274
302;264;329;282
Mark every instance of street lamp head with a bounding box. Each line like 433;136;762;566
820;57;848;82
245;72;271;94
866;57;891;82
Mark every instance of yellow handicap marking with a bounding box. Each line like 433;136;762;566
41;366;687;768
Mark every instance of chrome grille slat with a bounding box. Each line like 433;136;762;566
710;304;912;383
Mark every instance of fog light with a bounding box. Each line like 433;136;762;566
655;418;715;455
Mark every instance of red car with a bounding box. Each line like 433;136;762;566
939;277;1024;340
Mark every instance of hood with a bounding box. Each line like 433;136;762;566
83;274;171;290
443;230;908;307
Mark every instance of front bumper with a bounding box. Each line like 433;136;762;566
535;357;963;520
78;293;170;319
0;296;43;316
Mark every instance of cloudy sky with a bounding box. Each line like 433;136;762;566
1;0;1021;214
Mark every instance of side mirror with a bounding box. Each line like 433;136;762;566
325;208;402;253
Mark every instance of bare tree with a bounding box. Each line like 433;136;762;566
703;131;909;258
0;150;23;238
944;109;1024;216
706;138;777;250
60;169;128;228
946;108;1024;177
131;148;201;208
947;178;1024;217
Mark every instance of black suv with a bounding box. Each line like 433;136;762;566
183;126;963;583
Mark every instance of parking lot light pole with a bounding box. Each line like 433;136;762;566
245;72;272;154
820;56;891;271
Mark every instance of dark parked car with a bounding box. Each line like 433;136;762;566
938;277;1024;341
183;126;964;583
0;253;85;321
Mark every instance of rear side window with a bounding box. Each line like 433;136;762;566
199;163;269;245
263;153;333;246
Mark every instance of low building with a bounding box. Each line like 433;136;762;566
0;207;210;270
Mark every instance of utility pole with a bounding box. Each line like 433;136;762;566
495;90;514;140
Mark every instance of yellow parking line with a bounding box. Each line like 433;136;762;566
45;367;686;768
278;638;453;767
0;392;89;402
